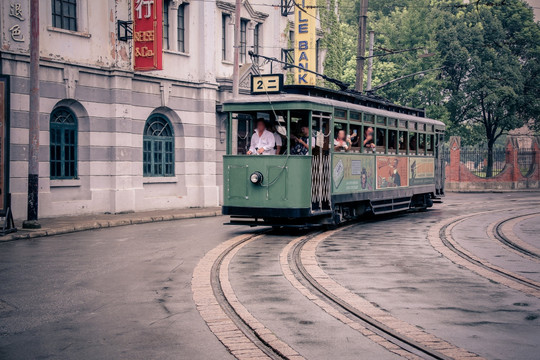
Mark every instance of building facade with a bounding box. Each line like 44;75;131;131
0;0;317;219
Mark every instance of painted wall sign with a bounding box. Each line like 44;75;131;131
294;0;316;85
409;157;435;186
332;154;375;193
133;0;163;71
376;156;409;189
0;76;11;214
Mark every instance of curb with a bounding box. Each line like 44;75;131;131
0;210;221;243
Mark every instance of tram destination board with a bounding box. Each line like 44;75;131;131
251;74;283;95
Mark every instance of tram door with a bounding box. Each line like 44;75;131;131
434;132;445;195
311;112;332;212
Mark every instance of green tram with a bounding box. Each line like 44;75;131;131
221;86;445;226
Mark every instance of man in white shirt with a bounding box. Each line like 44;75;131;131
247;119;276;155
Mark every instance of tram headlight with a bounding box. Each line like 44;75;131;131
250;171;263;185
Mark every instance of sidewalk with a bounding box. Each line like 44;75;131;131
0;207;222;242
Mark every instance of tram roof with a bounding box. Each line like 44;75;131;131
222;93;446;129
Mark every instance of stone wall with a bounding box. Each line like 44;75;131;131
445;136;540;191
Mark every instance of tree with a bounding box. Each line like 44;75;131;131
437;0;540;176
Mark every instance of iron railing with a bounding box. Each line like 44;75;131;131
518;148;536;177
459;145;506;178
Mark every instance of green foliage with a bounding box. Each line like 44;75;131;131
317;0;540;148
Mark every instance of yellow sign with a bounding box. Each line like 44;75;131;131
294;0;316;85
251;74;283;94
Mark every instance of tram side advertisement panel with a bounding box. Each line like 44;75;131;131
409;157;435;186
376;156;409;189
332;154;375;194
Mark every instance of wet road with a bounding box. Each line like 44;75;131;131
0;217;248;360
1;192;539;359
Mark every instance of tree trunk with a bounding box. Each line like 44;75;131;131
486;141;494;178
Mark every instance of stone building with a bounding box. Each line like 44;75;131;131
1;0;316;219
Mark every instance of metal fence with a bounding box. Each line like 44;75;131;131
518;148;536;177
459;145;506;178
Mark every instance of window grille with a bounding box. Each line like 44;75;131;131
50;107;77;179
143;115;175;177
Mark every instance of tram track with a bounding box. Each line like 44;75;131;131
429;206;540;298
490;212;540;262
195;203;539;359
193;231;305;360
282;229;483;360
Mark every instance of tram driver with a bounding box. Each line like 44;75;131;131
247;119;276;155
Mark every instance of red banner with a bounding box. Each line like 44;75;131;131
133;0;163;71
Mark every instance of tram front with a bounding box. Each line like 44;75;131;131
221;95;334;226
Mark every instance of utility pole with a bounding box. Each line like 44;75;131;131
355;0;368;92
366;30;374;91
232;0;241;98
23;0;41;229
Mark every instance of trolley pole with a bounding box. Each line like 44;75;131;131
366;30;374;91
232;0;241;98
355;0;368;92
23;0;41;229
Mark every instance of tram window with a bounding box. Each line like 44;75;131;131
312;111;331;155
362;125;375;152
419;133;426;155
334;109;347;120
409;122;416;130
388;130;398;154
398;131;407;154
334;123;349;152
290;111;313;155
409;133;417;152
376;128;385;153
364;114;375;124
350;112;361;122
427;134;434;155
377;116;386;125
349;124;361;152
231;113;253;155
399;120;406;128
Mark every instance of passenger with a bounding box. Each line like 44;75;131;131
334;129;351;151
269;123;283;155
350;129;359;147
363;127;376;149
247;119;276;155
291;125;315;155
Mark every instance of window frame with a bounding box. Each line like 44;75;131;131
143;114;175;177
253;23;260;55
222;13;230;61
52;0;77;31
240;19;248;63
50;107;78;180
163;0;170;50
177;3;186;53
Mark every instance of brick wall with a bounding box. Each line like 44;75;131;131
445;136;540;191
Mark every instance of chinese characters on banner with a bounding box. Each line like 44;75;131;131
133;0;163;71
294;0;316;85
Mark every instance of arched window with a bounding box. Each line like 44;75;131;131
50;107;78;179
143;114;175;177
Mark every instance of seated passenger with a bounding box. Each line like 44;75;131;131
363;127;376;149
247;119;276;155
291;125;315;155
269;123;283;155
334;129;351;151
